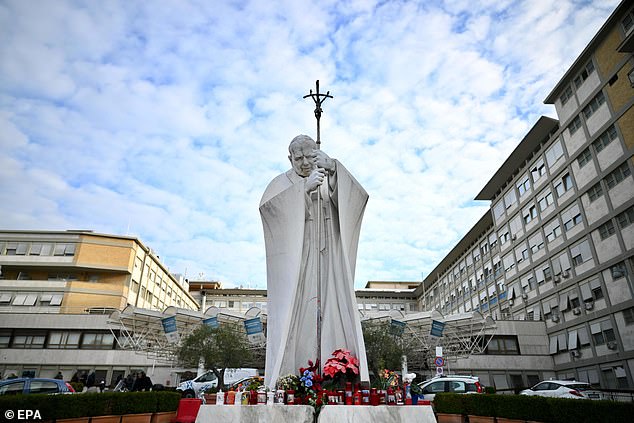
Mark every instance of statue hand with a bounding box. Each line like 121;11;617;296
314;150;335;174
306;168;326;193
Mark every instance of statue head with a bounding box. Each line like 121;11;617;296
288;134;316;178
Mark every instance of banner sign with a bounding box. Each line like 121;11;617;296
161;316;180;343
202;316;219;328
390;319;406;336
244;317;265;344
430;320;446;337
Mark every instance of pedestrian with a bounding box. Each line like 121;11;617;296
54;371;63;380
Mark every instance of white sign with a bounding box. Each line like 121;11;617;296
436;346;443;357
436;367;444;375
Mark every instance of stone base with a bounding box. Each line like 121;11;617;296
195;404;314;423
195;404;436;423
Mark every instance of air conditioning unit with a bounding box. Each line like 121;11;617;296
552;315;560;323
585;301;594;311
511;234;517;241
554;276;561;283
572;307;581;315
562;270;570;278
522;293;528;300
607;341;618;350
570;350;581;358
509;298;515;306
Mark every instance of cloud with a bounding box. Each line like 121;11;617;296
0;0;621;289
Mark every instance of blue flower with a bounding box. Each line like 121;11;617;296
305;379;313;388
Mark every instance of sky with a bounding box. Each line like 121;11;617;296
0;0;621;289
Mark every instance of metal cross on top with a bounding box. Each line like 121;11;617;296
303;80;333;149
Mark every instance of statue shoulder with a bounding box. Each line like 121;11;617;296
260;170;297;206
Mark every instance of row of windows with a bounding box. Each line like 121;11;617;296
0;292;64;306
0;242;76;257
0;330;116;350
559;60;596;106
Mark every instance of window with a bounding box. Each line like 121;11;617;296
12;294;38;306
493;201;505;220
554;173;573;197
598;220;616;240
570;240;592;266
611;262;627;279
0;381;25;395
529;233;544;254
546;140;565;167
605;162;631;190
543;266;552;281
582;92;605;119
523;205;538;224
47;331;81;349
486;336;520;355
517;176;530;197
11;331;46;348
616;206;634;229
573;60;595;88
586;182;603;202
503;189;517;209
499;230;510;245
590;321;615;346
623;307;634;325
567;115;583;135
622;9;634;35
562;203;582;231
538;190;554;211
576;148;592;168
544;218;562;243
593;125;617;152
81;332;115;349
531;158;546;182
53;243;76;256
560;85;574;105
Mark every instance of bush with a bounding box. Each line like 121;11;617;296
431;393;634;423
0;391;181;420
434;393;464;414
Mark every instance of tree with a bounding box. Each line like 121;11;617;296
362;323;414;379
177;323;253;388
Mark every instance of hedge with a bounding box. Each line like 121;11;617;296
434;393;634;423
0;391;181;420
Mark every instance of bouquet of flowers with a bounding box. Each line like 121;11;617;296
377;369;399;390
298;360;323;408
322;348;360;389
276;374;299;391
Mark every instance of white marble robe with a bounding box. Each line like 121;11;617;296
260;161;369;388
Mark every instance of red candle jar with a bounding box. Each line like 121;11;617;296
370;388;379;406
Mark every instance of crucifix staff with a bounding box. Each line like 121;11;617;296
303;80;333;375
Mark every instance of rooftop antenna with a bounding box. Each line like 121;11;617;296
303;80;333;376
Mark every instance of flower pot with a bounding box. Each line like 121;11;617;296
203;393;217;404
120;413;153;423
90;417;121;423
467;416;495;423
150;412;177;423
435;413;464;423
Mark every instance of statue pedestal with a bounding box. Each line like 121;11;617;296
195;405;314;423
195;404;436;423
319;405;436;423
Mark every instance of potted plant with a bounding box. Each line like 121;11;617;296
463;394;496;423
202;386;218;405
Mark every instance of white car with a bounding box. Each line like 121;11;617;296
177;368;258;398
418;375;483;402
520;380;604;400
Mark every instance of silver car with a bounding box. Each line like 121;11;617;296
520;379;604;400
418;375;484;402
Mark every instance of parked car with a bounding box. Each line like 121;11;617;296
176;368;259;398
520;380;604;400
226;376;264;391
0;378;75;395
418;375;483;401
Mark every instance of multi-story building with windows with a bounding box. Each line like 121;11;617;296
418;0;634;390
0;230;198;385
